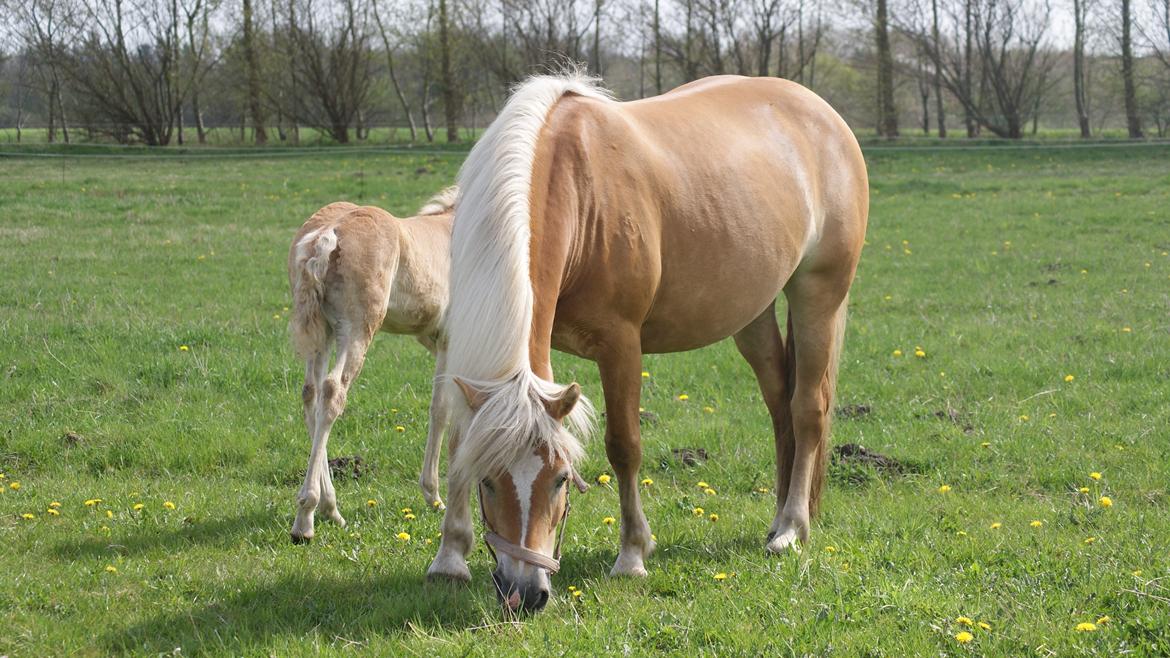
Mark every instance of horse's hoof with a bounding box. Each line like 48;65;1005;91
426;568;471;583
765;529;801;554
610;550;649;577
427;553;472;582
291;533;313;545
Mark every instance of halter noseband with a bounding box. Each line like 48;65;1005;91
477;468;588;575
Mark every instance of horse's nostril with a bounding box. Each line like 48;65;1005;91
530;588;550;611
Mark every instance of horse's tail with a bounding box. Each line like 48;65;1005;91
777;297;847;518
289;228;338;360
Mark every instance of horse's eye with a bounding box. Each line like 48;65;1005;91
481;478;495;493
555;474;568;489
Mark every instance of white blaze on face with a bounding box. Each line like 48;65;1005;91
508;452;545;547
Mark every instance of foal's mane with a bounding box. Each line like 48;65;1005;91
445;72;611;485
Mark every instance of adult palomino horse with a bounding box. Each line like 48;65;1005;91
287;188;457;543
429;73;868;613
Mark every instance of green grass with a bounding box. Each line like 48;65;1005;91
1;142;1169;656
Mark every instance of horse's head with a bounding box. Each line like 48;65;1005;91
454;377;586;613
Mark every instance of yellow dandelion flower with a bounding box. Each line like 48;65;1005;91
1122;327;1132;333
179;345;189;351
84;499;99;506
1075;622;1097;632
567;585;577;591
1030;520;1044;528
978;622;992;631
1084;537;1096;544
692;507;704;516
401;507;413;514
677;394;689;401
1099;496;1113;508
1079;487;1090;493
756;487;770;493
49;501;61;508
432;500;442;508
641;371;650;378
990;522;1002;529
697;481;709;489
572;589;583;598
824;546;837;553
956;530;968;537
1096;616;1110;625
1089;472;1102;480
937;485;952;494
981;442;991;448
395;425;406;433
105;565;118;573
133;503;144;511
641;478;654;486
703;406;715;413
914;349;926;358
1133;570;1143;577
366;499;377;507
892;349;903;357
955;632;973;643
602;516;616;526
47;508;60;516
9;481;21;490
1019;415;1029;421
163;501;176;510
105;510;113;519
404;513;416;521
713;572;728;581
1064;374;1075;382
597;474;611;485
957;616;973;626
21;513;36;520
704;488;716;496
709;513;719;522
396;532;411;542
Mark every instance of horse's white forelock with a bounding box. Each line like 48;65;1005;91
445;71;610;487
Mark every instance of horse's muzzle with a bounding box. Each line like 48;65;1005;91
493;569;550;613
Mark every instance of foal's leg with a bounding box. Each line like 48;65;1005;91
290;330;372;543
767;277;849;553
426;423;472;581
419;348;447;510
598;338;655;577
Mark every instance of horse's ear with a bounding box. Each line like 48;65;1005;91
454;377;488;411
544;382;581;421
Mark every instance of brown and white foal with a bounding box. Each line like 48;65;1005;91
286;188;456;543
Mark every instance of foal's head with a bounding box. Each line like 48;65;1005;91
454;377;586;613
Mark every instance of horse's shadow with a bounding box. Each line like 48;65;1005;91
97;523;782;653
50;509;279;560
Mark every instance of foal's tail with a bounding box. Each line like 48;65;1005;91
290;228;338;360
777;297;848;518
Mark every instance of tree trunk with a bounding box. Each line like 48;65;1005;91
243;0;268;145
1073;0;1091;138
875;0;899;138
1120;0;1144;138
963;0;977;137
438;0;460;143
931;0;946;137
654;0;662;93
193;91;207;144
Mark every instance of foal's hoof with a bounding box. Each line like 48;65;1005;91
290;532;313;545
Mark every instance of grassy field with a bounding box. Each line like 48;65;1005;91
1;142;1168;656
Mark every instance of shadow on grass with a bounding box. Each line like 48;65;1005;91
104;570;490;654
50;509;279;560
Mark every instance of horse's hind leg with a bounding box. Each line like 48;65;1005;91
291;329;373;543
731;301;795;536
766;273;850;553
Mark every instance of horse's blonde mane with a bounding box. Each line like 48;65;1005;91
445;72;611;485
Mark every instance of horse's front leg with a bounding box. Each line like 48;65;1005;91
419;348;447;510
598;341;655;577
426;424;472;581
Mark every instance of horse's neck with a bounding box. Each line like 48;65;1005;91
526;166;583;381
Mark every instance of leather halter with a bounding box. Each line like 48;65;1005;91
477;469;587;575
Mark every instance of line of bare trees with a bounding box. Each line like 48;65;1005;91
1;0;1169;145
